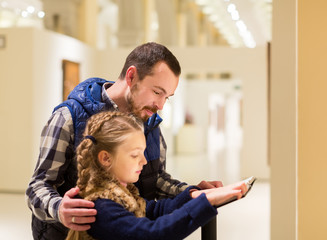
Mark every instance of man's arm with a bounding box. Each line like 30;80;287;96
156;171;189;199
26;108;75;222
155;131;189;199
25;108;96;230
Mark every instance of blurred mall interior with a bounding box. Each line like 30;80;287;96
1;0;326;240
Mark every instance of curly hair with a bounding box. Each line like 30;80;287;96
76;111;144;198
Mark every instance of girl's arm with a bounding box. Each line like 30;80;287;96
89;191;216;240
88;182;247;240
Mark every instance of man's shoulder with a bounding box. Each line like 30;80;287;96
53;106;73;122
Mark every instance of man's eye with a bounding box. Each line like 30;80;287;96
154;91;160;95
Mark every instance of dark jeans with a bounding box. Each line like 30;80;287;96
32;215;68;240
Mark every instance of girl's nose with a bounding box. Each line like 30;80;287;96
140;155;147;166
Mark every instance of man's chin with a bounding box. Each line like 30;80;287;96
140;115;151;122
133;112;150;122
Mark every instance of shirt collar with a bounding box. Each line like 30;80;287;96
102;82;119;111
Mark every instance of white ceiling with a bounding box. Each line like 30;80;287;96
194;0;272;47
0;0;272;48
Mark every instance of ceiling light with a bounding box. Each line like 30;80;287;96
227;3;236;13
38;11;45;18
21;11;28;18
231;10;239;20
235;20;246;32
27;6;35;14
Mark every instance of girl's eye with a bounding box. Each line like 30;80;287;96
154;90;160;95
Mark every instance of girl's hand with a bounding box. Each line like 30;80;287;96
191;181;248;206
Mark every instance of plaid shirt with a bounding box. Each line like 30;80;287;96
26;83;188;222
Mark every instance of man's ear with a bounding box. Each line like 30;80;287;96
98;150;112;167
126;66;137;87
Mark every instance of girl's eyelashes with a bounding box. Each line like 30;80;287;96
131;152;142;158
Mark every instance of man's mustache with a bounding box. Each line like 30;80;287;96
143;106;158;114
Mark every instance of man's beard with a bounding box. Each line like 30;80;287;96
127;85;158;122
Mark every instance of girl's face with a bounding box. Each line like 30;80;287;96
110;131;147;186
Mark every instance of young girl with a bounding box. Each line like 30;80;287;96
66;111;247;240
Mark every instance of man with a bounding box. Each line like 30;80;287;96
26;42;222;239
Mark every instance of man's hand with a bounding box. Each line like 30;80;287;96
197;180;223;189
59;187;97;231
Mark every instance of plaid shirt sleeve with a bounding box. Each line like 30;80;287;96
25;107;74;222
156;129;190;199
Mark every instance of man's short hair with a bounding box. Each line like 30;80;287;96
119;42;181;80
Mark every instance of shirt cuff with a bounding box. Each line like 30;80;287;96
49;197;63;223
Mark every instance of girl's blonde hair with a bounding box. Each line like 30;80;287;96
76;111;144;198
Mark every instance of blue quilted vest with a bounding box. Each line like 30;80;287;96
54;77;110;148
54;77;163;200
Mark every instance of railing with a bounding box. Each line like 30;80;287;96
201;217;217;240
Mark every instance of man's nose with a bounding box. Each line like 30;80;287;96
156;97;166;110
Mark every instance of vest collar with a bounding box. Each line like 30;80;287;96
144;113;162;135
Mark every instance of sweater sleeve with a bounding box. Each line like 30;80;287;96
88;190;217;240
146;186;200;219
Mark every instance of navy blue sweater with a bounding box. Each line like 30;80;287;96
88;188;217;240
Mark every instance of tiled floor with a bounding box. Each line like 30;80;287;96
1;151;270;240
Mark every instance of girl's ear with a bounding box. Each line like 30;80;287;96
98;150;112;167
126;66;137;87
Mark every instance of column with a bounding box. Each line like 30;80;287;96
78;0;98;47
116;0;145;47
